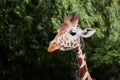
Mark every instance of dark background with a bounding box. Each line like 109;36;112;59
0;0;120;80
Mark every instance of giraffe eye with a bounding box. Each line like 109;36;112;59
70;32;76;36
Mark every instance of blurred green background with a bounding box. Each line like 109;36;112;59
0;0;120;80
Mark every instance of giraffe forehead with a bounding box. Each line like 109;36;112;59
52;24;82;44
53;24;71;41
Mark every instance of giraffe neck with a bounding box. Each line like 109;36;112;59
75;47;92;80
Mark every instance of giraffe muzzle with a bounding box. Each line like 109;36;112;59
48;45;60;53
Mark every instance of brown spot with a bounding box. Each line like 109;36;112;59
74;49;79;53
76;49;79;53
74;43;77;47
80;65;88;78
64;47;67;50
67;42;70;46
82;49;85;54
85;77;89;80
74;40;76;42
71;42;73;46
78;58;82;66
84;57;86;61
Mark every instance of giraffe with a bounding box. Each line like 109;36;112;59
48;14;96;80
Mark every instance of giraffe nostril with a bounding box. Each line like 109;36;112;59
52;42;56;45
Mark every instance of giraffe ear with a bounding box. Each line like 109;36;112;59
80;28;96;38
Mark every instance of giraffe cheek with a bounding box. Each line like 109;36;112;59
48;45;60;53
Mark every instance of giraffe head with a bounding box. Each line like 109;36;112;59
48;14;95;52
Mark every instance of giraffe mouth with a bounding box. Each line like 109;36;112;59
48;45;60;53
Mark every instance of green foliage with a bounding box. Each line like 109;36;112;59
0;0;120;80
